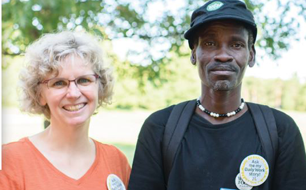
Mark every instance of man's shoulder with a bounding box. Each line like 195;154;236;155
145;100;194;126
270;107;300;136
248;102;293;120
144;104;175;127
270;108;294;122
248;102;299;132
143;101;194;132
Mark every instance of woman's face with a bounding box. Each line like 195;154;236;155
40;55;99;127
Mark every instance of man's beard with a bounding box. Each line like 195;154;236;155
212;80;233;91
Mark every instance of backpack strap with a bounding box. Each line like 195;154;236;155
162;101;278;189
162;100;196;183
246;102;278;189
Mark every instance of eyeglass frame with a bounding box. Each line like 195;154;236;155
38;74;100;90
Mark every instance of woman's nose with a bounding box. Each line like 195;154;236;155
66;81;82;98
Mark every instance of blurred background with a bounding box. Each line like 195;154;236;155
2;0;306;164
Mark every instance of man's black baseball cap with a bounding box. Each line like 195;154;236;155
184;0;257;49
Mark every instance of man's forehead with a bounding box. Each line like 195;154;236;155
197;20;249;36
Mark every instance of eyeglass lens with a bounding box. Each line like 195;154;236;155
47;74;97;89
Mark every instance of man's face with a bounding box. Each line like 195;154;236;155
193;20;255;91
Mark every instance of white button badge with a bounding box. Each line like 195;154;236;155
235;173;253;190
240;154;269;187
107;174;126;190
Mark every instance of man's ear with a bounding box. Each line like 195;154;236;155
190;48;197;65
248;45;256;67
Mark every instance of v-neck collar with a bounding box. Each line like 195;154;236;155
24;137;100;186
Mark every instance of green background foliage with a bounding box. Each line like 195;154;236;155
2;1;306;165
2;0;306;112
2;51;306;112
3;0;306;65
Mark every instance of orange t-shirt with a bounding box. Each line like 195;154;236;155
0;138;131;190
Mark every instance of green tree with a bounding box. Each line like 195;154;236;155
281;75;305;111
243;76;306;112
3;0;305;70
295;83;306;112
2;0;306;112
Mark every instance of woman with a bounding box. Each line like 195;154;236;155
0;31;131;190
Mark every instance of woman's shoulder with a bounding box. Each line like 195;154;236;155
93;141;131;186
2;138;32;173
94;140;128;162
2;138;30;157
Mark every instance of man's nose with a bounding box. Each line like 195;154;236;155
214;45;233;63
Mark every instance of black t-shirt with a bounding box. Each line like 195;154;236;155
128;104;306;190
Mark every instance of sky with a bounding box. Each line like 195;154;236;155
112;0;307;82
246;36;306;82
245;0;306;82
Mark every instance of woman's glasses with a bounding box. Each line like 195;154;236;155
39;74;100;91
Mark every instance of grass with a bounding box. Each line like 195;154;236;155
112;143;136;165
2;108;305;167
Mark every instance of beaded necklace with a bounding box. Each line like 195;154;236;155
196;97;245;118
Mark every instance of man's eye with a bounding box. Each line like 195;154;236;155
204;42;215;46
232;43;244;48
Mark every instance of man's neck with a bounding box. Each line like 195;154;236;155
197;86;247;124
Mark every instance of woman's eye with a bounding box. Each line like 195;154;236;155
50;80;67;88
77;78;91;85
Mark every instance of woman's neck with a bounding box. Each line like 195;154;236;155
31;119;92;154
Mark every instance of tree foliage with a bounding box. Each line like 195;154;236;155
242;76;306;112
2;0;305;125
3;53;306;112
3;0;305;59
2;0;104;55
2;0;306;95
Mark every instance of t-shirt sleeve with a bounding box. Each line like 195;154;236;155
0;143;23;190
101;143;132;189
272;109;306;190
115;147;132;188
128;107;172;190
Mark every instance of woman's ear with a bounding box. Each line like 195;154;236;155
39;93;47;106
248;45;256;67
191;48;196;65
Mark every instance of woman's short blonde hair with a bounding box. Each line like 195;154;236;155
19;31;114;119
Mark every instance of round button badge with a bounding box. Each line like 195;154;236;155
235;173;253;190
240;154;269;186
107;174;126;190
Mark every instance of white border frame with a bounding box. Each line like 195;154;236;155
0;1;3;170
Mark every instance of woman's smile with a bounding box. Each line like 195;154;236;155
63;103;87;112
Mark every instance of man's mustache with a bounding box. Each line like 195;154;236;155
208;63;238;72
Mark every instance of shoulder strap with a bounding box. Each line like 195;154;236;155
246;102;278;189
163;100;196;183
163;101;278;188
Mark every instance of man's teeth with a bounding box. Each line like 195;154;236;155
64;104;85;111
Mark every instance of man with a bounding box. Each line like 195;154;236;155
128;0;306;190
